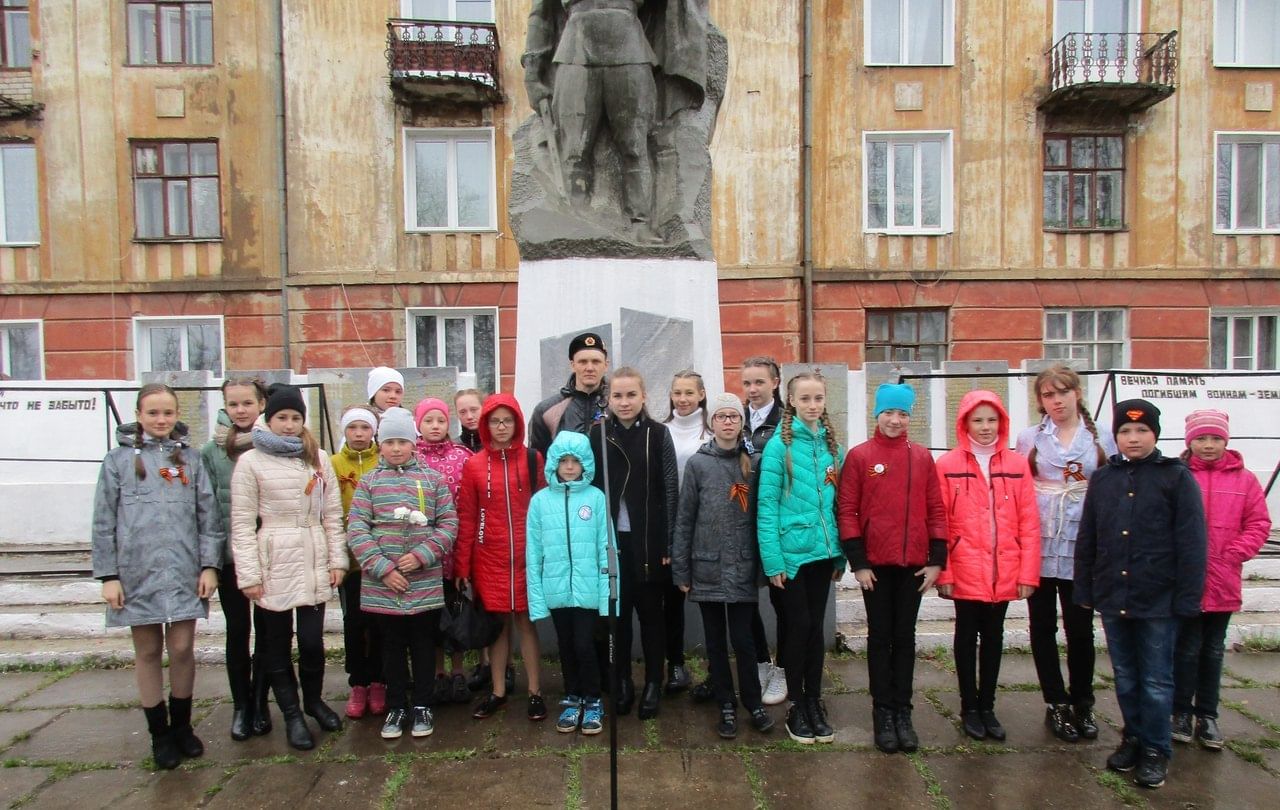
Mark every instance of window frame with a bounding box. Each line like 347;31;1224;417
1042;133;1127;232
399;0;495;22
403;127;497;233
1;0;31;69
0;142;39;246
1213;131;1280;234
1214;0;1280;68
125;0;214;67
862;130;954;235
132;315;226;377
404;307;499;393
0;318;43;380
130;139;222;242
864;308;949;369
863;0;955;67
1043;308;1128;370
1210;308;1279;370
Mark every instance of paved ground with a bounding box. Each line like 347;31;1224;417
1;651;1278;809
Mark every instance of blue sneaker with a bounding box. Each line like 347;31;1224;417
581;698;604;735
557;695;583;733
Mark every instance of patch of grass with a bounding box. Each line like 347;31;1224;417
643;718;660;748
905;751;951;810
739;751;769;810
564;748;585;810
684;656;709;683
825;666;848;694
1093;768;1144;806
1226;740;1268;769
0;661;68;674
1235;634;1280;653
921;689;955;722
482;726;500;754
378;758;414;810
1222;697;1280;736
922;646;955;674
1223;668;1261;687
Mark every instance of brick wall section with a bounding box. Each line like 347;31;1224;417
717;278;802;395
0;71;34;106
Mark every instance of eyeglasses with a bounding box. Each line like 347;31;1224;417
712;413;742;424
488;417;516;428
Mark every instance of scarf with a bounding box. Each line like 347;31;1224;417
252;426;305;457
215;418;257;461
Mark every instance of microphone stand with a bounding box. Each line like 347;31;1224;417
597;410;620;810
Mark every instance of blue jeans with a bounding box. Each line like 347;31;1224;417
1173;612;1232;719
1102;615;1179;756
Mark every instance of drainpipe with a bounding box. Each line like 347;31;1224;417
274;0;292;369
801;0;814;364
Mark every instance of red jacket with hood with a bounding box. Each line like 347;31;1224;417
935;390;1041;602
454;394;546;612
1187;449;1271;613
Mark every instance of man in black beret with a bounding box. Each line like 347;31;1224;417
528;332;609;455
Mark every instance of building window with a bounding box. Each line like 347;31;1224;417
865;0;953;65
404;128;495;231
1215;0;1280;66
0;320;41;380
126;1;214;66
1215;133;1280;233
133;317;223;376
131;141;221;240
1043;134;1124;231
401;0;494;21
863;132;952;234
0;143;38;245
406;308;497;393
1;1;30;68
866;309;948;368
1211;311;1278;370
1044;308;1125;369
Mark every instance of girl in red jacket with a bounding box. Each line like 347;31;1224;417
935;391;1040;741
454;394;548;722
1171;409;1271;750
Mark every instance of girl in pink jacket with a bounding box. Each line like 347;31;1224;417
1172;410;1271;750
936;390;1040;742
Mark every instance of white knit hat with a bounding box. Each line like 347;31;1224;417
710;392;744;417
366;366;405;400
339;407;378;435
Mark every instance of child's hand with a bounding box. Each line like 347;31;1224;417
937;583;953;599
393;506;411;520
854;568;876;591
382;570;410;593
1017;584;1035;600
242;585;264;601
769;573;787;588
396;553;422;573
454;576;468;592
916;565;942;593
678;584;690;593
329;569;344;588
101;580;124;609
197;569;219;599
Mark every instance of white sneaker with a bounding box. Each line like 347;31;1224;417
757;661;773;692
762;666;788;706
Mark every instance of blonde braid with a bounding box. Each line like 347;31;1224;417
133;423;147;480
818;411;840;470
1080;406;1107;468
780;403;795;494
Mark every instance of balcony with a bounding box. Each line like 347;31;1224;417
386;19;500;106
1038;31;1177;116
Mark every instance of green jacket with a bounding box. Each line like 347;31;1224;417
756;417;843;579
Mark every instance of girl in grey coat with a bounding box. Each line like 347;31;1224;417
91;383;223;770
672;393;774;739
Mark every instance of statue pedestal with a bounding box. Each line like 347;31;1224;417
514;257;726;410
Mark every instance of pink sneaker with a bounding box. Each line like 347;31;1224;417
368;682;388;715
345;685;368;719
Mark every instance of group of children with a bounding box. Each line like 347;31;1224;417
91;357;1271;791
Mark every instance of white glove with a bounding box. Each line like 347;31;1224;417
408;510;429;526
393;506;411;520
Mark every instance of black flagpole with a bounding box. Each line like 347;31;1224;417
596;408;620;810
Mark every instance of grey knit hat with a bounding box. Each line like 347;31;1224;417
377;407;418;443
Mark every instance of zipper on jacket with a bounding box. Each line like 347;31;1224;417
502;450;516;612
644;424;651;578
902;443;913;566
811;438;833;559
988;455;999;593
606;429;633;573
564;487;574;596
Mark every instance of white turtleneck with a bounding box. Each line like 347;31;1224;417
970;435;999;483
667;408;711;487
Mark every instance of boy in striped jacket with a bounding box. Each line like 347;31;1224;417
347;408;458;740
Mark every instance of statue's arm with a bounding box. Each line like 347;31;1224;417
522;0;557;110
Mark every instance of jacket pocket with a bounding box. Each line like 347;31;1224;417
780;525;818;556
692;548;720;587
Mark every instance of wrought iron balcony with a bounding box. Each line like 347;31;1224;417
1039;30;1177;115
386;19;500;105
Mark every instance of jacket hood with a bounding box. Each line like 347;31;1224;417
1187;447;1245;473
340;441;378;462
954;389;1009;452
116;421;190;448
696;438;747;459
544;430;595;491
479;393;526;450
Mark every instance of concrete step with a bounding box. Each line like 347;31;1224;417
0;597;345;640
0;632;347;667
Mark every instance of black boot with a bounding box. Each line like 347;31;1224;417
168;695;204;758
807;697;834;743
250;656;273;736
616;679;636;716
786;701;816;744
270;669;315;751
637;682;662;720
300;666;342;732
894;708;919;753
872;706;898;754
143;702;181;770
228;658;253;741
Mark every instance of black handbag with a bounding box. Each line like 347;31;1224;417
439;588;503;651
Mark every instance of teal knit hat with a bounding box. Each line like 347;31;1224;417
874;383;915;417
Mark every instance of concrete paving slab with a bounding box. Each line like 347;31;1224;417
207;761;395;809
491;694;648;753
579;751;753;809
1219;689;1280;739
0;671;50;706
995;654;1043;687
656;692;783;749
114;765;226;810
911;656;960;690
0;765;53;802
756;750;933;807
934;691;1121;748
193;703;323;764
4;708;151;765
0;708;60;750
23;767;149;809
826;655;870;692
395;755;566;808
1223;652;1280;686
14;668;139;708
324;704;493;758
928;751;1121;809
1143;742;1280;809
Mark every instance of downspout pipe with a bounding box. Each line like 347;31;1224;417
801;0;814;364
275;0;291;369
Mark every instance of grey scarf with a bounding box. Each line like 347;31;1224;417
252;426;305;458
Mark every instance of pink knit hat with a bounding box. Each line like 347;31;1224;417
1184;409;1230;445
414;397;450;427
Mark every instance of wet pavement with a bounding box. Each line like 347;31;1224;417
0;652;1277;808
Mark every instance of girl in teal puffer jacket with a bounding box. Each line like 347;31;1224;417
526;430;611;735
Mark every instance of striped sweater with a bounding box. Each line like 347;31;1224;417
347;458;458;615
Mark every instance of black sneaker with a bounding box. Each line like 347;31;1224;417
1134;747;1168;789
1073;705;1099;740
1195;716;1224;751
665;664;691;694
872;706;898;754
717;703;738;739
749;706;774;733
894;709;919;753
381;708;407;739
785;702;815;745
807;697;834;743
690;679;714;704
1170;711;1193;744
528;693;548;721
1106;735;1142;773
1046;704;1080;743
961;710;986;740
472;692;508;719
980;710;1006;742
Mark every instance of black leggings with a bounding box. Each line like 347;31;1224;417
700;601;761;710
863;565;924;711
218;563;253;696
617;577;667;687
254;603;326;674
779;560;833;701
1027;577;1095;708
953;599;1010;713
340;572;383;687
750;583;787;665
378;610;439;710
553;607;602;699
665;583;686;667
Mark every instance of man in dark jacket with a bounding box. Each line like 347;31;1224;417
528;332;610;456
1075;399;1206;791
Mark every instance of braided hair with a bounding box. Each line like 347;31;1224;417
133;383;183;480
779;370;841;492
1027;365;1106;476
742;355;784;413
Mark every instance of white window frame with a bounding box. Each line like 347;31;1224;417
0;318;43;380
403;127;497;233
132;316;225;377
400;0;494;22
1214;0;1280;67
862;130;954;235
405;307;499;392
864;0;955;66
1044;308;1128;370
0;143;39;246
1210;308;1280;370
1214;132;1280;234
2;1;30;69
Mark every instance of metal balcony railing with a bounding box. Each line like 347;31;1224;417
1047;30;1178;91
386;18;500;101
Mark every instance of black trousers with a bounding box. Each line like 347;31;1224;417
552;607;602;699
1173;611;1232;719
700;601;762;710
339;572;384;687
218;563;253;699
616;565;667;686
779;560;833;701
664;583;686;667
750;583;787;665
953;599;1010;713
254;603;326;674
1027;577;1095;708
863;565;924;712
378;610;439;710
